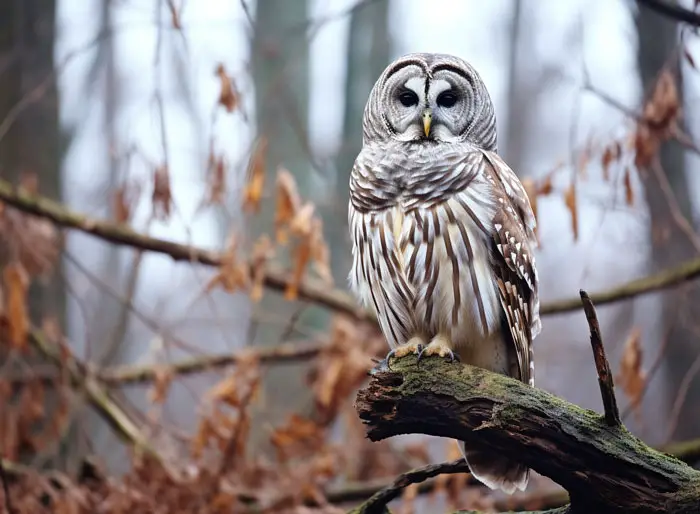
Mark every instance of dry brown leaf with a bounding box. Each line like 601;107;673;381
3;261;29;349
152;164;172;221
286;237;311;300
113;180;141;224
215;63;239;113
564;182;578;241
250;235;274;302
205;150;227;206
521;177;538;225
601;142;621;182
243;138;267;213
275;169;302;245
616;327;645;415
623;166;634;206
290;203;315;237
270;414;325;462
148;366;173;404
310;218;332;285
643;69;679;128
538;173;554;196
205;233;249;294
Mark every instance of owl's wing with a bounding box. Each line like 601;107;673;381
481;151;540;387
348;153;417;349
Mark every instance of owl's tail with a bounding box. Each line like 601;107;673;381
459;441;529;494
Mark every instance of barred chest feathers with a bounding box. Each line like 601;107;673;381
348;144;504;351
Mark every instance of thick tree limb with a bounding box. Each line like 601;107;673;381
353;356;700;513
3;179;700;326
636;0;700;27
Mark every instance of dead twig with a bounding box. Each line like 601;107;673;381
580;290;621;427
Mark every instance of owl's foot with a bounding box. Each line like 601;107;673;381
386;337;425;368
417;335;460;366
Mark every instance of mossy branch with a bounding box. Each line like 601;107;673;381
352;355;700;514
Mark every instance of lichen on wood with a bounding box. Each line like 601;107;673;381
351;355;700;514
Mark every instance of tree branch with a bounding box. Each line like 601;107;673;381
636;0;700;27
99;339;325;384
27;328;164;463
353;356;700;513
4;178;700;328
580;290;621;427
0;179;365;320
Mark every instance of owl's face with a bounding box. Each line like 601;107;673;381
363;53;497;150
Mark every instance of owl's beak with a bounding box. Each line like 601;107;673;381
422;109;432;137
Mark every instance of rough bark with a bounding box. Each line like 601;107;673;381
353;355;700;514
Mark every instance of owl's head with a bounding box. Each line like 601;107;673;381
363;53;497;150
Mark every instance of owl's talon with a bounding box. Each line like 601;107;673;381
386;338;425;369
417;337;458;366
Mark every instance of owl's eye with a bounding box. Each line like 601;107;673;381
398;90;419;107
437;91;458;108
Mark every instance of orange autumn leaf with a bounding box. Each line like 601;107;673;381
564;182;578;241
286;237;311;300
616;328;645;416
242;138;267;213
205;233;249;294
215;63;239;113
538;173;554;196
249;235;273;302
275;168;302;245
290;202;315;237
3;262;29;350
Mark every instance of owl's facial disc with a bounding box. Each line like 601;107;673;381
388;72;466;143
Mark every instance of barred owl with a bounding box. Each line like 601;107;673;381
348;53;541;494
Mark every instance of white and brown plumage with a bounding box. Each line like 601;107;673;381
348;53;541;494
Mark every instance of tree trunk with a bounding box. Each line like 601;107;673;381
248;0;316;449
330;0;390;283
635;2;700;439
0;0;63;322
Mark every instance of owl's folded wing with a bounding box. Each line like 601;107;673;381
481;151;540;386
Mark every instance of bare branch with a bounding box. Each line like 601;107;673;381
636;0;700;28
27;328;164;464
99;339;325;384
4;177;700;326
580;290;621;427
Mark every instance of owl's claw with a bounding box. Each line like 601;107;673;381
386;337;425;369
417;336;460;366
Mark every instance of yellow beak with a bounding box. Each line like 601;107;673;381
422;110;432;137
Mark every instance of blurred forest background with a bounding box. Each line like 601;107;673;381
1;0;700;512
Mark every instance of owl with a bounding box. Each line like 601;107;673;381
348;53;541;494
